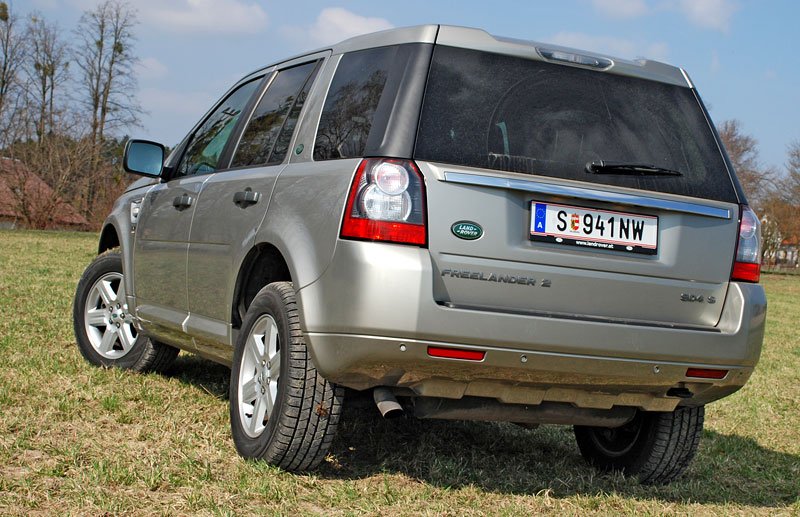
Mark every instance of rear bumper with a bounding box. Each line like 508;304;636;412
298;240;766;411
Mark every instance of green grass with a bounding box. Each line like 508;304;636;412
0;229;798;515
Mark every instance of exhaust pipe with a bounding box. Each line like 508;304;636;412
373;387;403;418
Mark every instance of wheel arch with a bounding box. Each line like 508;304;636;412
98;223;121;254
232;242;293;330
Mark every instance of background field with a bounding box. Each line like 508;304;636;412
0;230;798;515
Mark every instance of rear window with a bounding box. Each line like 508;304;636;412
415;46;737;203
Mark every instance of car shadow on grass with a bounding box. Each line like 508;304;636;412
169;353;230;399
322;390;799;508
166;358;799;508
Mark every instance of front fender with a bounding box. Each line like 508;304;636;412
97;183;157;306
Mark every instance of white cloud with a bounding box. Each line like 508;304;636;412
29;0;59;9
152;0;268;35
139;88;215;116
66;0;268;33
590;0;740;32
644;42;670;61
710;49;721;74
674;0;739;32
285;8;393;47
135;57;168;80
549;32;669;61
133;0;268;34
590;0;648;18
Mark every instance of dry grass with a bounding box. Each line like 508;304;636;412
0;229;798;515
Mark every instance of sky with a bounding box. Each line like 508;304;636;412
21;0;800;173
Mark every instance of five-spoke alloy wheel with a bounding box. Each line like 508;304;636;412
229;282;344;471
73;249;178;372
237;314;282;438
83;271;138;359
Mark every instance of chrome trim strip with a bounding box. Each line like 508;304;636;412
679;67;694;88
443;172;732;220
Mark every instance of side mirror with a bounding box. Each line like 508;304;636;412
123;139;165;177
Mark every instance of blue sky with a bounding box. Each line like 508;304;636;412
23;0;800;172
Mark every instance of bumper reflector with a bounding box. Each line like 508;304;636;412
427;346;485;361
686;367;728;379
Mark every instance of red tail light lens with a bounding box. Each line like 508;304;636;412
731;205;761;283
340;158;427;246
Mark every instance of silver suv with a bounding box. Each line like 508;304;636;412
72;25;767;485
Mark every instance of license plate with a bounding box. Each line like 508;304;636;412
530;201;658;255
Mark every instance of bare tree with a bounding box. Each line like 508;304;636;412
25;13;70;141
758;195;791;264
73;0;140;148
72;0;140;221
758;141;800;267
0;1;27;144
779;140;800;200
0;3;141;229
717;120;774;205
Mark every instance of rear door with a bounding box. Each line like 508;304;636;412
186;57;324;350
415;44;741;328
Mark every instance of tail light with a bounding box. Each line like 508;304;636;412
731;205;761;283
340;158;427;246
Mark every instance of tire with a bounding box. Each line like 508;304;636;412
73;249;179;373
574;405;704;485
229;282;344;471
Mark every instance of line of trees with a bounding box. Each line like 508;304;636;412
719;121;800;266
0;0;140;229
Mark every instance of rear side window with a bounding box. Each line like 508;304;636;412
232;61;319;168
313;47;395;161
415;46;738;203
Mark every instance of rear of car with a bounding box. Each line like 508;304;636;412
78;24;767;485
297;26;767;483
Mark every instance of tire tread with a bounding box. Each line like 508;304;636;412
575;405;704;485
73;248;179;374
230;282;343;472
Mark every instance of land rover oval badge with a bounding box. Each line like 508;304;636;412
451;221;483;240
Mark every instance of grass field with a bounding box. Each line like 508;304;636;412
1;229;798;515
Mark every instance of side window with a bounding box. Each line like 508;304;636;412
269;63;321;164
231;61;319;168
313;46;396;161
175;78;261;177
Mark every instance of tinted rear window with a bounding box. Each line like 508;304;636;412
415;46;737;203
232;61;319;168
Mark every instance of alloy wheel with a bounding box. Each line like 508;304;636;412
237;314;281;438
84;272;137;359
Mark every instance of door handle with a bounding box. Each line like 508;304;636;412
172;193;194;210
233;189;261;207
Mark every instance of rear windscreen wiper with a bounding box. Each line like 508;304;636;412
586;160;684;177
